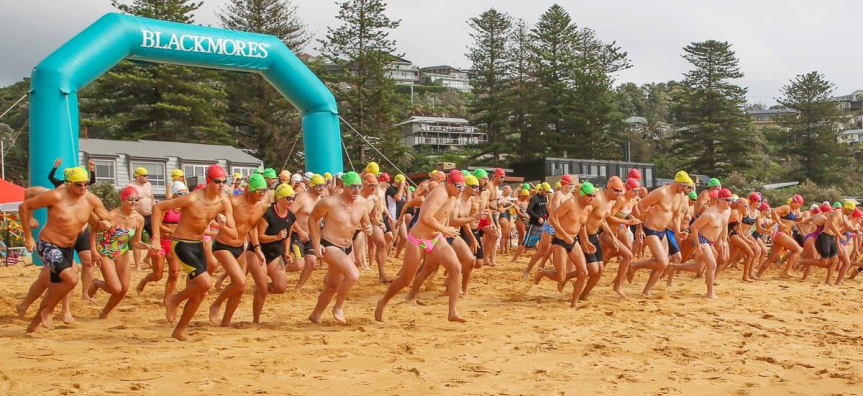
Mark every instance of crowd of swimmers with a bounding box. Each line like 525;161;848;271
14;160;863;340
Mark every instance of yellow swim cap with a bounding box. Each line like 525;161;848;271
554;181;562;189
232;173;242;180
171;169;184;179
323;172;333;180
134;167;149;177
365;162;380;175
843;200;857;211
394;174;406;183
310;174;326;187
65;167;89;183
541;182;552;192
520;189;529;196
465;175;479;186
275;183;295;199
674;170;694;185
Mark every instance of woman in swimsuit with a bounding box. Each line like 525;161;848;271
136;181;186;302
751;202;773;274
725;194;761;281
88;186;152;318
497;185;515;255
757;194;805;278
511;189;531;260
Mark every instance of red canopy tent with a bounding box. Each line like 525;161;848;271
0;178;25;212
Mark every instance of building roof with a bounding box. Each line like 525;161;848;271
763;181;799;190
747;108;797;115
420;65;463;72
79;139;261;164
624;116;647;124
839;129;863;136
395;116;470;126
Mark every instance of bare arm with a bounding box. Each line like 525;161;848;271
131;215;151;250
636;188;664;216
309;199;329;253
418;193;457;236
220;198;238;240
548;199;573;243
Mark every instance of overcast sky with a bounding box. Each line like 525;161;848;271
1;0;859;105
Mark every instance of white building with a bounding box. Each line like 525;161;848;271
386;57;420;85
838;129;863;144
79;139;262;199
419;66;472;91
397;116;486;152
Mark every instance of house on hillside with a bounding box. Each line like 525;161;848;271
397;116;486;152
79;139;262;199
831;90;863;113
747;108;797;130
419;65;472;91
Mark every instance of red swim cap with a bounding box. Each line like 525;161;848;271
791;194;804;205
810;206;821;214
493;168;506;177
758;202;770;211
709;189;719;199
820;203;832;213
853;208;863;218
718;188;733;199
206;164;227;183
628;169;642;180
447;170;465;184
560;174;574;185
748;192;761;202
379;172;391;182
120;186;138;201
625;177;640;190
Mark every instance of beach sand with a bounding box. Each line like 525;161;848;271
1;252;861;395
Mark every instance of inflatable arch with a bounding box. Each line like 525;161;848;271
29;12;343;193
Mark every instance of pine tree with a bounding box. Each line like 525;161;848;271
318;0;406;167
505;19;537;161
466;8;511;164
776;71;850;185
670;40;763;178
0;79;30;184
527;4;579;158
80;0;232;145
218;0;310;169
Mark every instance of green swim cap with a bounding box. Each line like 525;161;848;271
409;186;415;192
688;191;697;201
461;169;471;177
263;168;277;179
473;169;488;179
522;183;530;190
254;167;264;175
342;171;362;186
832;202;842;209
707;178;721;187
248;174;268;190
579;182;596;196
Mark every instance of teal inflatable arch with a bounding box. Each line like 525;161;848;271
29;12;343;192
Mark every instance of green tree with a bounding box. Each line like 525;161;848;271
0;79;30;184
466;8;512;164
527;4;578;158
218;0;310;169
80;0;232;145
504;18;536;161
318;0;407;166
775;71;850;185
670;40;764;178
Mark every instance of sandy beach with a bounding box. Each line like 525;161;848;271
1;253;861;396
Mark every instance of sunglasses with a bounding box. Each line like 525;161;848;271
366;183;377;188
281;196;295;202
175;191;188;196
613;188;624;194
211;178;227;185
126;197;140;202
347;184;363;190
454;184;466;191
470;185;480;190
584;193;597;198
69;182;88;188
138;174;149;178
721;198;735;202
252;188;268;194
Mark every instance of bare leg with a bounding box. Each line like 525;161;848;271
580;261;603;300
79;251;96;303
100;253;132;318
294;254;317;292
136;252;165;295
27;268;78;333
17;267;50;319
168;273;212;341
209;251;247;327
311;248;358;324
376;243;422;321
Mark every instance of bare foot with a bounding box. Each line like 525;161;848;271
40;309;54;330
379;277;393;284
626;267;635;284
135;280;146;296
63;311;77;324
374;300;385;322
15;303;26;319
742;277;755;283
613;285;627;298
570;301;579;309
533;270;544;285
208;304;220;326
98;310;109;319
448;312;466;322
165;294;179;324
87;283;98;299
521;270;530;281
706;293;717;299
332;307;347;324
171;329;189;341
308;312;322;324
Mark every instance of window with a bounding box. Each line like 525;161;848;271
130;161;166;187
183;164;208;178
599;166;606;177
646;168;653;188
94;159;116;184
232;166;257;179
590;165;598;177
